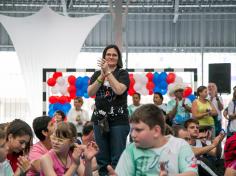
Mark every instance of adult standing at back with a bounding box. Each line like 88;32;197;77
67;96;90;137
166;83;192;126
208;83;224;136
87;44;130;176
192;86;218;137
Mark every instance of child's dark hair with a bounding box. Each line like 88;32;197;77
0;122;9;131
172;125;187;137
0;128;6;140
130;104;165;134
184;118;199;129
55;122;77;141
82;122;94;136
55;110;66;121
154;92;163;101
133;92;141;99
33;116;52;141
6;119;33;153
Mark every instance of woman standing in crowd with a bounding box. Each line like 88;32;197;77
88;44;130;176
6;119;33;173
192;86;217;137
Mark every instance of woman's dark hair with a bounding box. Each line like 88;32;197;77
33;116;52;141
197;86;207;96
55;110;66;121
6;119;33;153
102;44;123;68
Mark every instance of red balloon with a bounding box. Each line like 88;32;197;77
130;77;135;87
49;96;58;104
47;78;56;86
149;90;153;95
91;95;96;99
166;73;176;84
59;96;67;104
128;88;136;96
146;72;154;81
70;92;76;99
53;72;62;79
66;96;71;103
146;81;155;90
68;75;76;85
67;85;76;94
129;73;134;78
183;87;192;98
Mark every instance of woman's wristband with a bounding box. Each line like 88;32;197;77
96;78;103;84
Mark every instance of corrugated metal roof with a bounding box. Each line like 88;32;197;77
0;0;236;52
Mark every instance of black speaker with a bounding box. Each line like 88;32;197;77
209;63;231;94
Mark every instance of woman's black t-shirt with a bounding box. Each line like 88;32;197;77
89;68;130;126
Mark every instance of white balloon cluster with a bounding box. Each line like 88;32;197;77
133;74;149;95
50;76;69;95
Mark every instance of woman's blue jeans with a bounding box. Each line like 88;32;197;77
94;124;130;176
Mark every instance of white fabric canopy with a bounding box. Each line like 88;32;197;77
0;6;103;123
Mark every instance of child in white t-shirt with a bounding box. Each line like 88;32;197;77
108;104;198;176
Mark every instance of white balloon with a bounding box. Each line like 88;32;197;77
51;86;59;94
134;83;142;91
140;88;149;96
59;85;68;95
133;74;142;83
168;83;176;97
140;74;148;84
175;76;183;83
57;77;66;86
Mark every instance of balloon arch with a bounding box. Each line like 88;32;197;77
43;68;197;117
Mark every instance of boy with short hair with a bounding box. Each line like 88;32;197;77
27;116;55;176
109;104;198;176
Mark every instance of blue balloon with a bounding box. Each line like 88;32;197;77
64;103;72;111
187;94;196;102
84;92;89;98
61;103;71;115
160;89;167;95
159;80;168;90
49;104;54;111
53;103;62;111
153;86;161;93
75;77;83;88
48;109;54;117
153;86;167;95
153;72;160;84
76;90;83;97
159;72;167;81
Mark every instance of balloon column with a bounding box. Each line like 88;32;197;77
128;72;196;101
47;72;91;117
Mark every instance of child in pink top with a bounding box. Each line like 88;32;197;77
40;122;99;176
27;116;54;176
